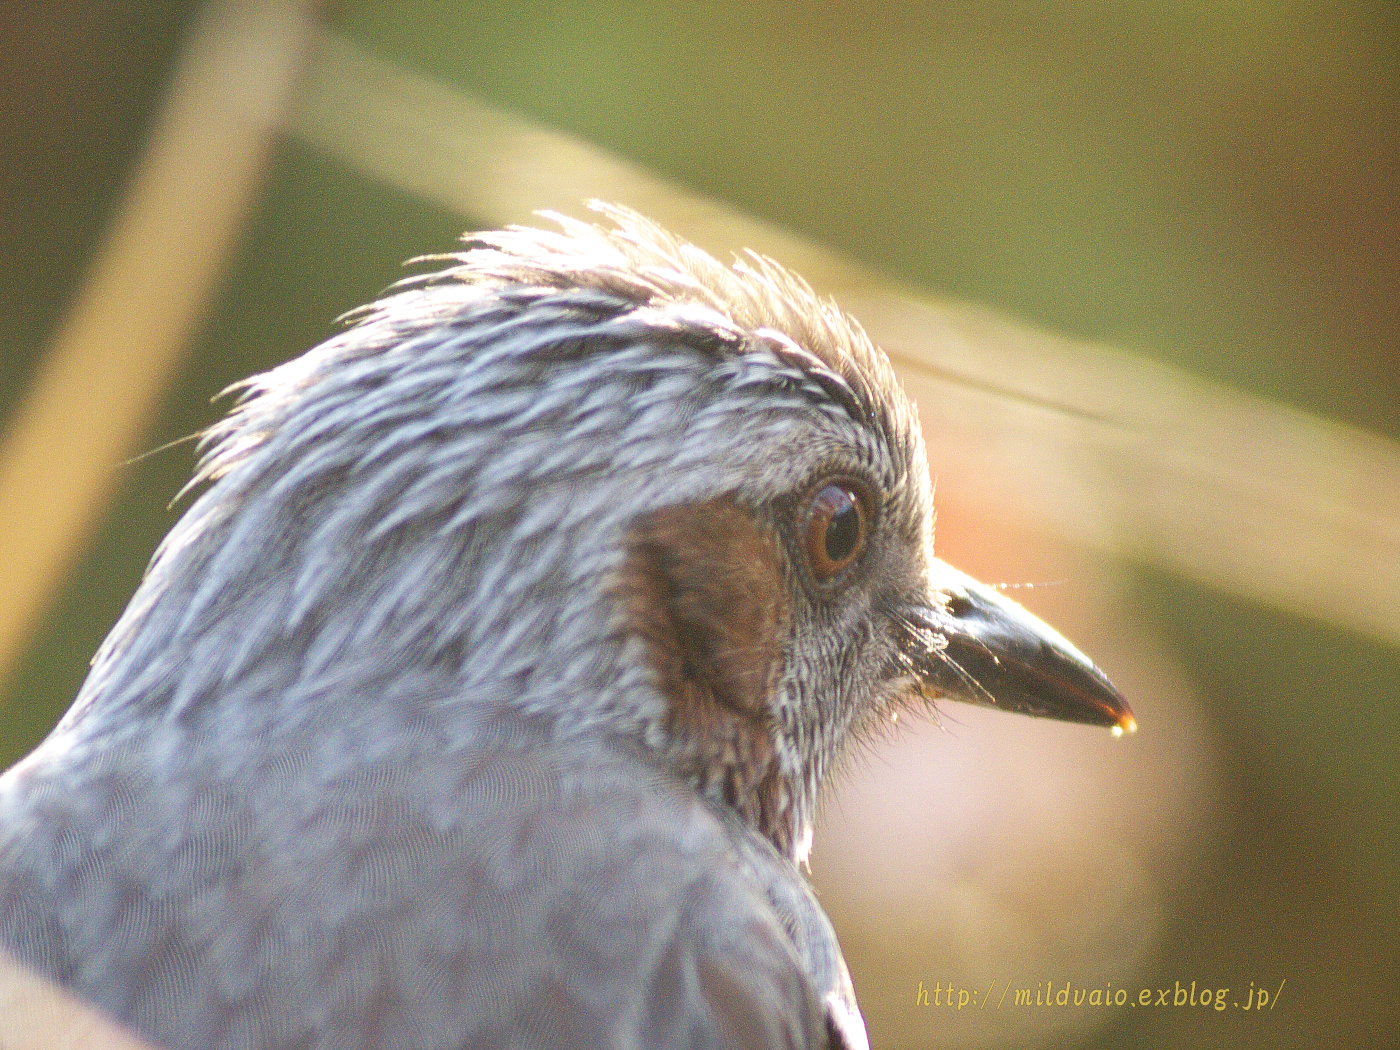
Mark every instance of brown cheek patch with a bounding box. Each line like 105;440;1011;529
618;496;789;822
624;496;788;720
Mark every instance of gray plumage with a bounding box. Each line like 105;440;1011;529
0;205;1130;1049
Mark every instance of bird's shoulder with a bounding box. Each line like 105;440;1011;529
0;722;855;1049
429;736;839;1049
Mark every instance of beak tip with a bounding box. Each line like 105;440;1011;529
1110;712;1138;737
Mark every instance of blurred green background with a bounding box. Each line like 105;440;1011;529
1;2;1396;1048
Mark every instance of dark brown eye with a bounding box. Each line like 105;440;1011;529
805;483;868;580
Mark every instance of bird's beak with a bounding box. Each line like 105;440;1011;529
901;560;1136;735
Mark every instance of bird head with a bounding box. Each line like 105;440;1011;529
77;204;1131;861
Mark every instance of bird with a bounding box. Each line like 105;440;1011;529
0;204;1133;1050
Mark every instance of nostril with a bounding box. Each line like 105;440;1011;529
945;593;973;619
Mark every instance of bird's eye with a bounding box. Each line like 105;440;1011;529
805;482;868;580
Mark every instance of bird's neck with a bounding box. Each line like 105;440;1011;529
657;706;814;862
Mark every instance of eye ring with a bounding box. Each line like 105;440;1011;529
804;481;870;581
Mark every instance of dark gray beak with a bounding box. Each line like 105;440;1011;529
903;561;1136;734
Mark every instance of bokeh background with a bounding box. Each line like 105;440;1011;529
1;2;1396;1048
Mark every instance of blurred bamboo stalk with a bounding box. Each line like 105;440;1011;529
294;33;1400;645
0;0;321;694
0;948;156;1050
